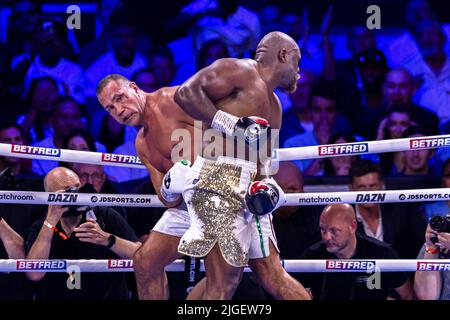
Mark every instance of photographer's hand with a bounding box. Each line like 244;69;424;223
74;218;110;246
425;224;439;249
436;232;450;250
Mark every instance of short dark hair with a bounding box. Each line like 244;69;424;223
386;104;411;117
349;159;383;184
96;74;130;96
149;46;175;65
402;125;425;138
308;84;337;108
323;133;358;176
51;96;80;115
0;120;23;136
62;128;97;152
28;76;58;102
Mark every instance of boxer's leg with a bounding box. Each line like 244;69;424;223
202;243;243;300
248;240;311;300
133;231;181;300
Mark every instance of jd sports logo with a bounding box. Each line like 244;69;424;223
164;173;171;189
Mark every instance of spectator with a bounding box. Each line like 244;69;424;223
299;204;413;300
279;70;316;145
271;162;322;260
0;121;36;178
383;68;439;135
407;20;450;124
132;68;159;93
283;85;352;176
98;114;138;153
22;20;84;103
420;158;450;223
258;5;282;36
84;13;147;97
414;219;450;300
197;38;230;70
149;47;177;87
8;1;41;88
31;97;95;175
18;76;59;145
0;199;29;300
323;133;359;176
376;106;415;175
26;167;140;299
8;1;40;58
62;128;101;153
0;131;42;299
0;43;26;122
71;162;126;218
71;163;117;195
323;26;377;120
103;141;148;183
351;49;389;139
401;126;435;176
184;0;261;58
349;159;425;258
384;0;439;68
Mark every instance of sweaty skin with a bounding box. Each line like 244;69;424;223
136;59;284;199
97;31;305;300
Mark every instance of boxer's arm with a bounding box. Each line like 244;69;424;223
174;58;253;123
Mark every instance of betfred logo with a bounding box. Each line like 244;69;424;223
318;143;368;156
11;144;60;157
108;260;133;269
16;260;66;270
101;153;143;165
410;137;450;149
417;262;450;271
326;260;376;270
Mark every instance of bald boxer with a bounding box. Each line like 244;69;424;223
97;31;310;300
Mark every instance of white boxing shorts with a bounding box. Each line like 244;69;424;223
178;156;257;267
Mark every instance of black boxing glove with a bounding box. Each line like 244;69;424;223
211;110;271;145
245;178;286;216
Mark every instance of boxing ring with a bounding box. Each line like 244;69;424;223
1;134;450;274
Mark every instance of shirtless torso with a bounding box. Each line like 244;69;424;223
135;59;282;196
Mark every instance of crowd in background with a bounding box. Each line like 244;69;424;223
0;0;450;300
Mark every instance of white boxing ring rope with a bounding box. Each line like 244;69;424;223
1;259;450;273
2;188;450;207
1;134;450;166
1;134;450;274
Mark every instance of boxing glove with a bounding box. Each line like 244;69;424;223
160;160;194;202
245;178;286;216
211;110;271;145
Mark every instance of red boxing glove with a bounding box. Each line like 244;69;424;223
245;178;286;215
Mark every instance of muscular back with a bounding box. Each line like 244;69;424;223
136;59;283;196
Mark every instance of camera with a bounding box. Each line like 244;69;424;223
429;215;450;244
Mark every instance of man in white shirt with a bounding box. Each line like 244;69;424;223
403;21;450;124
22;21;84;103
84;18;147;98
